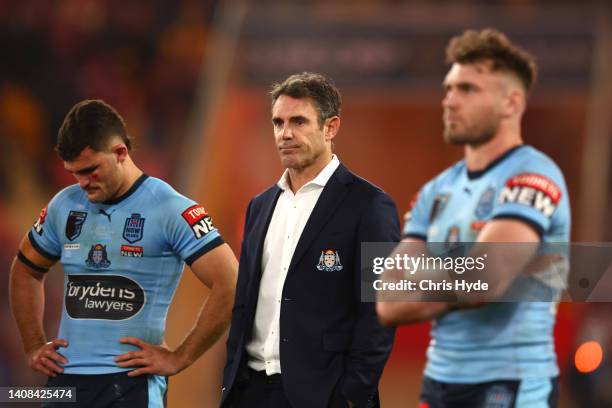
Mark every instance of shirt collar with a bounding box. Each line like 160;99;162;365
277;155;340;192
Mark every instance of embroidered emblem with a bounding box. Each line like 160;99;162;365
66;211;88;241
85;244;111;269
123;213;145;243
317;249;343;272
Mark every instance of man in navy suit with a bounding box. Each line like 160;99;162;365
221;72;399;408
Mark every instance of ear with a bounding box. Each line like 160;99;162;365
502;89;525;118
111;144;129;163
324;116;341;141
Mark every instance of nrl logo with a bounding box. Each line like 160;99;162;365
316;249;343;272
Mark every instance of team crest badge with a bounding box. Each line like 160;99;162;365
85;244;111;269
123;213;145;243
317;250;343;272
66;211;88;241
474;187;496;219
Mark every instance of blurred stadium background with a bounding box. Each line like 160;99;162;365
0;0;610;407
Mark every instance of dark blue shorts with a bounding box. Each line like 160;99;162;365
43;371;167;408
419;376;559;408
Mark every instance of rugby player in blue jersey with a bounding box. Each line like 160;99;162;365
377;29;570;407
9;100;238;407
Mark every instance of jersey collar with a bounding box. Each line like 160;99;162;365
466;145;525;180
101;174;149;205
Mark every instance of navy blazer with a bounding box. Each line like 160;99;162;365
221;164;399;408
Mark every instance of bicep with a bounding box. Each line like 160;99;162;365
189;243;238;289
20;234;58;269
477;218;540;243
473;219;540;298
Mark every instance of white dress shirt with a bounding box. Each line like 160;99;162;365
246;155;341;374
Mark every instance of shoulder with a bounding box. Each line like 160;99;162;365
347;171;391;201
249;184;282;209
340;165;397;210
495;146;568;190
141;177;200;214
139;176;195;207
47;184;86;211
417;160;465;199
509;146;565;176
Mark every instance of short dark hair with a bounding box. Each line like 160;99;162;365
270;72;342;128
446;28;537;92
56;99;132;161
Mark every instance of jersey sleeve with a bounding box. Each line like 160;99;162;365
491;159;567;236
402;181;435;240
164;197;224;265
28;194;63;261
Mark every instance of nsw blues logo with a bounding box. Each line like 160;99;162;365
474;187;496;219
316;250;343;272
123;213;145;243
85;244;111;269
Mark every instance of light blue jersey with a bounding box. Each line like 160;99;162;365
404;145;571;383
30;175;223;374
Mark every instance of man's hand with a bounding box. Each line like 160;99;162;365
114;337;190;377
27;339;68;377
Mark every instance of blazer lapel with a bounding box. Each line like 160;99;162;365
251;187;282;282
288;164;353;273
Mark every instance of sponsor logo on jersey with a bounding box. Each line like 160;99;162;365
121;245;144;257
66;211;88;241
33;206;48;235
65;274;145;320
85;244;111;269
474;187;496;219
484;384;514;408
122;213;145;243
181;204;215;239
499;173;561;217
316;249;343;272
429;194;450;222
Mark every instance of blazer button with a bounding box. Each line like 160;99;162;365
281;338;289;342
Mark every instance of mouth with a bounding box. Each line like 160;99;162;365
279;145;300;153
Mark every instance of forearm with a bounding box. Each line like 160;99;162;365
173;279;234;368
9;258;47;354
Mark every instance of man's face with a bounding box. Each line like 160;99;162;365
272;95;330;170
64;146;123;203
442;62;506;146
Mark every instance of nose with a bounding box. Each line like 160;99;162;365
75;174;90;189
442;89;458;109
277;124;292;140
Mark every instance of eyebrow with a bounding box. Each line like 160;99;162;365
443;81;480;91
68;165;98;175
272;115;309;124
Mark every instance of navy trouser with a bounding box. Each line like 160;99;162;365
43;371;167;408
419;376;559;408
